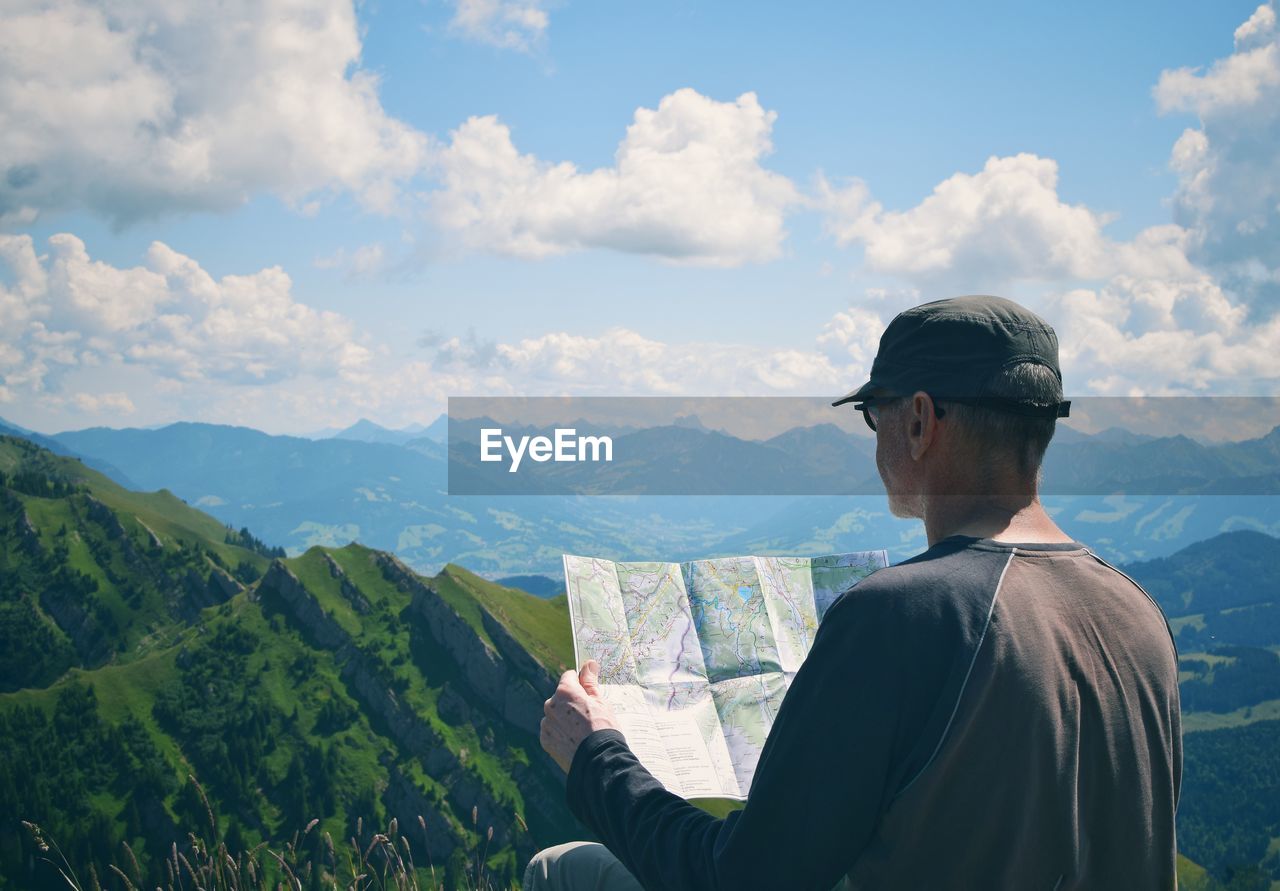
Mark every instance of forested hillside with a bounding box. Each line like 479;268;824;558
1121;530;1280;886
0;435;581;889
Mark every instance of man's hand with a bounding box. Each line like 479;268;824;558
540;659;622;774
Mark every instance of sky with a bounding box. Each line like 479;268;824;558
1;0;1278;436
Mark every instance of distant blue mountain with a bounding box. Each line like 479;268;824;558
1120;529;1280;618
0;415;138;488
495;574;564;599
332;417;434;446
48;419;1280;574
50;421;805;574
420;413;448;443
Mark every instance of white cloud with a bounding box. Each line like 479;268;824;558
816;306;884;374
8;256;1273;434
314;243;388;277
427;88;800;266
819;153;1116;288
21;315;862;434
386;313;889;418
1047;276;1280;395
814;133;1280;395
427;326;845;395
1154;3;1280;271
381;273;1277;417
0;233;889;433
804;5;1280;401
812;270;1279;399
1155;5;1279;115
818;4;1280;294
70;391;136;415
0;0;429;224
0;233;375;399
448;0;549;51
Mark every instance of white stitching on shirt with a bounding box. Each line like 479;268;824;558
892;548;1017;800
1081;548;1180;660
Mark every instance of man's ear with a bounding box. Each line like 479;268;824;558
907;391;940;461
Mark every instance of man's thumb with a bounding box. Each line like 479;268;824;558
580;659;602;695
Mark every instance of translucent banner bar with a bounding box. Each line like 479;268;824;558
446;396;1280;496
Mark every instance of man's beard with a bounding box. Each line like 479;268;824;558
886;488;919;520
877;431;919;520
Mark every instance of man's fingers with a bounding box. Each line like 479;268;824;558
579;659;602;695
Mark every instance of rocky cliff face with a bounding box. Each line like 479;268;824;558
257;558;573;863
15;505;41;556
180;562;243;614
374;553;557;737
323;552;371;613
208;564;244;601
38;582;111;665
84;494;128;543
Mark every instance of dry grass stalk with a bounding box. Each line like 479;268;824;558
23;797;520;891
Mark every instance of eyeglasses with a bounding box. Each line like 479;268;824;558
854;395;947;432
853;393;1069;432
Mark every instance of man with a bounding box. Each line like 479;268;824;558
529;295;1182;890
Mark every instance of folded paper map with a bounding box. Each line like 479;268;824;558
562;551;890;800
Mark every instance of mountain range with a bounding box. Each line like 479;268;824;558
1;431;1278;886
8;417;1273;579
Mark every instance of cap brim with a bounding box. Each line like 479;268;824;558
831;380;875;407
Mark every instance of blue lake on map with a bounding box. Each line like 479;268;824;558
737;584;753;602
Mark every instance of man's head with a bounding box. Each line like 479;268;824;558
831;295;1070;517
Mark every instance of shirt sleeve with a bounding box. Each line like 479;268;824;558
564;585;914;891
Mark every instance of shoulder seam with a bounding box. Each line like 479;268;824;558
891;548;1016;801
1082;548;1181;660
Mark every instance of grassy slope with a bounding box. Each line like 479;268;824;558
1;435;271;572
1183;698;1280;732
280;543;527;811
440;563;575;674
2;587;411;850
1177;853;1216;891
2;435;273;662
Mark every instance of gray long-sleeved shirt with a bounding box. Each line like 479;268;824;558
565;534;1182;890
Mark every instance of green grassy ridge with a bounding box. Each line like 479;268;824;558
0;434;273;682
438;563;574;675
255;542;589;867
1177;853;1218;891
0;436;577;888
1131;530;1280;613
272;545;531;813
1184;698;1280;733
214;592;472;863
1;570;505;888
0;638;194;796
0;435;272;570
245;546;580;874
17;490;182;659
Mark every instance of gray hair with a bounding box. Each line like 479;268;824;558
937;362;1063;483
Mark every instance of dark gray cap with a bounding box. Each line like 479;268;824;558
831;295;1071;418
